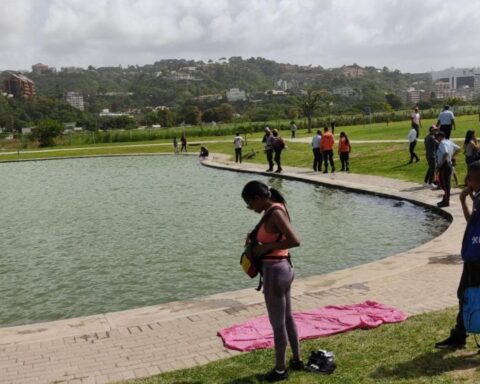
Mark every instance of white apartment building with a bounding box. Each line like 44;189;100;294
65;92;84;111
226;88;246;102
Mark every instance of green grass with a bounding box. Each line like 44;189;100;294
123;307;480;384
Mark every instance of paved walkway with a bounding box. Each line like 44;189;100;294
0;155;468;384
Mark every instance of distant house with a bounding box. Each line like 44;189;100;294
3;72;36;99
333;86;356;97
31;63;49;74
226;88;246;102
341;64;365;78
65;92;85;111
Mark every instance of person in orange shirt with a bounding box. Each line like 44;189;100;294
320;126;335;173
338;132;351;172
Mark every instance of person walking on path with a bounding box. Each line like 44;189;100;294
263;128;275;172
289;121;297;139
435;160;480;350
411;106;422;138
180;134;187;152
173;136;179;154
437;105;456;139
464;130;480;166
330;121;336;135
435;131;461;207
424;125;438;187
320;126;335;173
407;125;420;163
272;129;285;173
241;181;303;382
338;132;351;172
311;130;323;172
233;132;245;163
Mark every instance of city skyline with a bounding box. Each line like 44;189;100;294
2;0;480;73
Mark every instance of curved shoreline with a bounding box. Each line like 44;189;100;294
0;153;466;384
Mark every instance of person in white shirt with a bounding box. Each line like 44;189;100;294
290;121;298;138
411;106;421;137
233;132;245;163
436;105;456;139
435;131;461;207
407;126;419;163
311;130;323;172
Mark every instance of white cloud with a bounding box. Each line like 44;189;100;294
1;0;480;72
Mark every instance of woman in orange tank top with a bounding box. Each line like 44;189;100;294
242;180;303;381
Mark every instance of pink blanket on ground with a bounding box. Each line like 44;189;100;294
218;301;407;351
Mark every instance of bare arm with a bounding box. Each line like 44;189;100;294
253;209;300;256
460;187;474;222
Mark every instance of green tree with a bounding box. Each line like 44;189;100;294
31;119;64;147
385;93;403;110
298;90;321;133
184;106;202;125
216;103;235;123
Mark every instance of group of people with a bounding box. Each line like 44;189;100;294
173;134;187;153
262;127;286;173
311;127;351;173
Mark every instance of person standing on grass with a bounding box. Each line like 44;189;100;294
464;130;480;166
437;105;456;139
411;106;422;138
424;125;438;187
435;131;461;207
272;129;285;173
180;134;187;152
233;132;245;163
330;121;336;135
407;125;420;163
320;126;335;173
173;136;179;154
241;181;303;382
264;128;275;172
338;132;351;172
290;121;297;139
311;129;323;172
435;160;480;350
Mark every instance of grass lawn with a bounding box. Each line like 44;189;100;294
122;307;480;384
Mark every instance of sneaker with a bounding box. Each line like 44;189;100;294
435;331;466;349
264;368;288;382
323;170;328;174
266;169;273;172
289;359;305;371
423;183;430;188
437;201;450;208
275;169;282;173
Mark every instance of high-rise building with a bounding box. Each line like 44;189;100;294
65;92;85;111
31;63;49;74
3;72;36;99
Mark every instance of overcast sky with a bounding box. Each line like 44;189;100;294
2;0;480;73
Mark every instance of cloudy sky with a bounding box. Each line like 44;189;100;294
2;0;480;73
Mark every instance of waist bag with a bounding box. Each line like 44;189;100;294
240;206;290;290
464;287;480;347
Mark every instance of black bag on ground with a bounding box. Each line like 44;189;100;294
306;349;336;374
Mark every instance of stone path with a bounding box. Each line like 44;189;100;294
0;155;468;384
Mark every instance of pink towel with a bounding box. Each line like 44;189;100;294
218;301;407;351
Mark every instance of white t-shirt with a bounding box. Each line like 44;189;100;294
411;112;420;125
438;110;455;125
407;128;417;143
233;135;244;149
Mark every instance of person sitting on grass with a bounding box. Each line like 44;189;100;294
435;160;480;349
199;146;209;159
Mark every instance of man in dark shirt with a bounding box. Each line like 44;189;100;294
424;125;438;187
435;160;480;349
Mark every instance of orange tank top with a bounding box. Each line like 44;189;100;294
256;203;289;257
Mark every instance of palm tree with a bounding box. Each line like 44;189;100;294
298;90;321;133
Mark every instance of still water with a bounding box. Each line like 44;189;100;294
0;156;448;326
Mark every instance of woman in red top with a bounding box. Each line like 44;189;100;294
242;180;303;381
338;132;351;172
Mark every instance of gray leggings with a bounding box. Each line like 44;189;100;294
262;261;300;370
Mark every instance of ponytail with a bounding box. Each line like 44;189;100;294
242;180;287;205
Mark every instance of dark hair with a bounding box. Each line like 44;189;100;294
464;130;475;148
235;132;239;136
316;129;322;135
340;131;350;145
435;131;445;139
324;126;329;132
242;180;286;204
